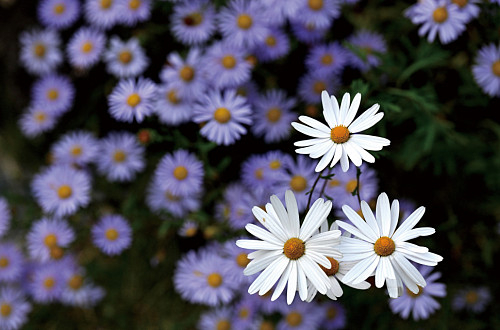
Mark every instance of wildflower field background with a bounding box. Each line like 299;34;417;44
0;0;499;329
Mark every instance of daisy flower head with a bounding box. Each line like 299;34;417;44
92;214;132;256
236;190;342;305
104;36;149;78
84;0;121;30
51;130;99;166
116;0;151;26
251;89;297;143
0;198;11;238
253;27;291;63
38;0;80;30
178;220;198;238
216;184;254;229
0;286;31;330
31;165;91;217
276;299;324;330
389;264;446;321
61;274;105;307
96;131;145;182
66;27;106;69
18;105;59;138
294;0;341;29
293;90;390;172
320;301;346;329
108;77;156;123
170;0;217;45
232;295;259;329
193;89;253;146
31;74;75;116
29;261;65;303
153;83;193;126
198;307;234;330
298;70;339;104
146;179;201;217
202;41;252;89
19;29;63;75
27;217;75;262
290;18;328;44
407;0;468;44
452;0;480;22
0;243;24;283
337;192;443;298
241;155;270;190
452;286;491;313
306;42;349;76
347;30;387;72
472;43;500;97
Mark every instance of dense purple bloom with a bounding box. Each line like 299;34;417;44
472;43;500;97
170;0;217;45
26;218;75;262
347;30;387;72
19;29;63;75
0;243;24;283
31;74;75;116
92;214;132;256
38;0;80;30
0;286;32;330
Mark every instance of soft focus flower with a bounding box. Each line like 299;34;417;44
104;37;149;78
153;84;193;126
38;0;80;30
306;42;349;76
19;29;62;75
253;27;290;63
66;27;106;69
84;0;121;30
26;218;75;262
0;287;32;330
146;179;201;217
92;214;132;256
108;77;157;123
197;307;234;330
170;0;217;45
472;43;500;97
294;0;340;29
347;30;387;72
31;74;75;116
276;299;324;330
29;262;65;303
452;286;491;313
0;198;11;238
297;71;339;103
117;0;151;26
51;130;99;166
320;301;346;329
0;243;24;283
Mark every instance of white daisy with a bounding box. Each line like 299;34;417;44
292;90;390;173
336;192;443;298
236;190;341;305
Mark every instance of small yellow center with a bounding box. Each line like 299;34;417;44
465;291;479;304
0;257;9;268
173;166;188;180
100;0;112;9
179;66;195;81
286;311;303;327
269;160;281;170
452;0;467;8
308;0;323;10
34;111;47;122
266;107;282;123
81;42;93;53
44;277;55;289
236;253;250;267
265;36;276;46
167;90;180;104
34;44;46;57
221;55;236;69
406;286;423;298
260;321;274;330
374;236;396;256
47;89;59;100
313;81;327;95
283;237;305;260
237;14;253;29
44;233;58;248
492;60;500;77
207;273;223;288
0;304;11;317
184;227;197;237
331;125;350;144
321;54;333;65
239;307;249;319
213;107;231;123
290;175;307;192
432;7;448;23
327;306;337;320
119;51;132;64
71;145;82;156
329;179;340;187
166;192;180;201
319;257;339;277
50;246;64;259
127;93;141;107
53;3;65;14
105;228;119;241
254;168;263;180
68;275;84;290
216;319;231;330
113;150;126;163
57;185;72;199
129;0;140;10
183;12;203;26
345;179;358;193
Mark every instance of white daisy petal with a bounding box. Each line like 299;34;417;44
294;137;329;147
298;115;331;134
291;122;330;138
305;250;331;269
330;95;341;123
349;112;384;133
286;261;298;305
344;93;361;127
258;255;290;295
361;200;380;237
342;253;379;284
342;205;379;242
375;255;386;288
329;143;343;168
336;220;376;243
339;147;349;172
297;264;308;301
339;92;351;124
344;141;363;167
252;206;288;242
244;249;284;275
299;256;330;293
396;227;436;242
271;261;293;301
299;200;331;241
349;141;376;163
392;252;426;286
397;241;429;254
377;193;391;237
245;224;284;246
315;144;336;172
389;199;399;237
392;206;426;241
270;195;292;234
349;134;391;151
337;273;371;290
236;239;282;251
339;250;375;262
285;190;300;237
321;90;337;127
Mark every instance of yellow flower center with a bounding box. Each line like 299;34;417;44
129;0;140;10
254;168;263;180
184;227;197;237
44;277;55;289
265;36;276;46
327;306;337;320
179;66;195;81
221;55;236;69
119;51;132;64
374;236;396;256
236;253;250;267
167;90;180;104
283;237;305;260
34;44;46;57
329;179;340;187
286;311;303;327
331;125;350;144
0;257;9;268
165;191;180;201
266;107;282;122
34;111;47;122
216;319;231;330
213;107;231;123
290;175;307;192
57;185;72;199
313;81;327;95
81;42;93;53
345;179;358;193
492;60;500;77
47;89;59;100
239;307;249;319
452;0;467;8
105;228;119;241
100;0;112;9
127;93;141;107
71;145;82;156
237;13;253;29
269;160;281;170
321;54;333;65
308;0;323;10
113;150;126;163
432;7;448;23
44;233;58;248
406;286;423;298
183;12;204;26
50;246;64;260
53;3;65;14
0;304;11;317
68;275;84;290
207;273;223;288
465;291;479;304
173;166;188;180
260;321;274;330
319;257;339;276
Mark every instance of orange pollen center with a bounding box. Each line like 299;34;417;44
265;36;277;46
50;246;64;259
254;168;263;180
100;0;112;9
327;306;337;320
236;253;250;267
260;321;274;330
81;42;93;53
345;179;358;193
286;311;303;326
47;89;59;100
127;93;141;107
54;3;65;14
179;66;195;81
183;12;203;26
35;111;47;122
331;125;350;144
321;54;333;65
374;236;396;256
221;55;236;69
173;166;188;180
166;191;180;201
207;273;223;287
313;81;327;94
105;228;119;241
283;238;305;260
237;13;253;29
290;175;307;192
213;107;231;123
44;233;58;248
329;179;340;187
44;277;55;289
68;275;84;290
216;319;231;330
71;145;82;156
319;257;339;276
432;7;448;23
465;291;479;304
406;286;423;298
492;60;500;77
308;0;323;10
452;0;467;7
167;90;180;104
34;44;46;57
129;0;140;10
0;304;11;317
0;257;9;268
239;307;249;319
119;51;132;64
57;185;72;199
269;160;281;170
266;107;282;122
184;227;197;237
113;150;126;163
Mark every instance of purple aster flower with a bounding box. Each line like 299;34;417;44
347;30;387;72
320;301;346;329
258;0;302;25
306;42;349;76
290;18;328;44
241;154;270;190
31;74;75;116
29;261;66;303
104;36;149;78
177;220;198;238
170;0;217;45
61;278;105;307
96;132;145;182
219;240;257;285
51;130;99;166
198;307;234;330
217;184;254;230
26;218;75;262
0;243;24;283
232;295;259;329
193;89;253;146
262;151;294;184
174;248;239;306
406;0;468;44
146;178;201;217
0;198;11;238
38;0;80;30
253;27;290;63
31;165;91;217
472;43;500;97
92;214;132;256
153;149;204;197
452;286;491;313
117;0;151;26
19;105;59;138
217;0;268;49
66;27;106;69
0;286;31;330
153;83;193;126
276;299;323;330
298;70;339;103
202;41;252;89
452;0;480;22
84;0;121;30
390;265;446;320
293;0;340;29
251;89;297;143
108;77;156;123
19;29;63;75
